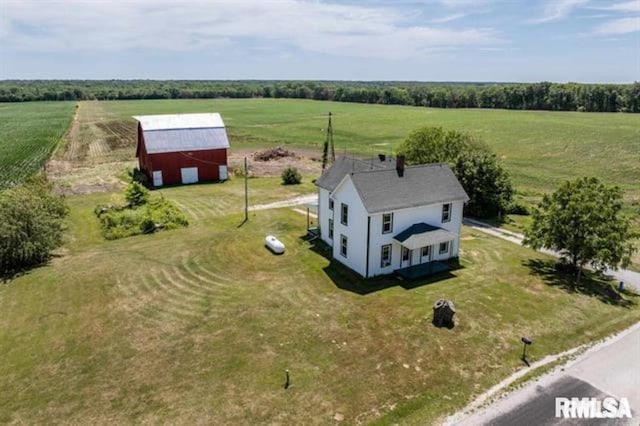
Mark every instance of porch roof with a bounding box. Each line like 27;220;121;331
394;223;458;250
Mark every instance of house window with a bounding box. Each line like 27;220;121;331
328;219;334;240
421;246;431;259
380;244;392;268
442;203;452;223
402;247;410;262
382;213;393;234
439;241;450;254
340;234;348;257
329;198;334;211
341;203;348;226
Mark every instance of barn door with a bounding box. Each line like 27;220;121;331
180;167;199;184
152;170;163;187
218;165;228;181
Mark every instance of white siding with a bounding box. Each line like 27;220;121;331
318;188;334;247
318;179;465;278
330;176;369;277
367;200;464;277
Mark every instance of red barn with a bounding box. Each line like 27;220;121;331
134;113;230;187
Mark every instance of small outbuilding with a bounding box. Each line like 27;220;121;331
134;113;230;187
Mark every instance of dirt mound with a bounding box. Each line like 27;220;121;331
253;146;297;162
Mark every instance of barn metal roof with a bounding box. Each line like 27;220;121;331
133;113;225;131
134;113;230;154
141;128;230;154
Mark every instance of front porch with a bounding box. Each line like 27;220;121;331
395;260;452;280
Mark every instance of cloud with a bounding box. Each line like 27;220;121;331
430;13;467;24
592;16;640;35
0;0;499;59
591;1;640;13
529;0;589;23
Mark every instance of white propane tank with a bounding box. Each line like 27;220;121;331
265;235;285;254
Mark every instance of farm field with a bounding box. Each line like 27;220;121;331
88;98;640;199
0;102;75;188
1;178;639;424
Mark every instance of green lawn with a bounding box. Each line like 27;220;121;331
1;177;638;424
0;102;76;188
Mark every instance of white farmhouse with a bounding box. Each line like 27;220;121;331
315;155;469;279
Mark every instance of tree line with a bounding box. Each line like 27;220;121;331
1;80;639;112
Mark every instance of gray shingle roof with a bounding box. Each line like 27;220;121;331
142;128;230;154
315;156;396;191
350;163;469;213
394;223;440;242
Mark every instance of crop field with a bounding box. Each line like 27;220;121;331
1;178;639;424
0;102;75;188
86;98;640;199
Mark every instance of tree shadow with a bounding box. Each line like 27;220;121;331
523;259;637;307
305;236;459;295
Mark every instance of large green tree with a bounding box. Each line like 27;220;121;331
0;176;68;277
453;150;513;218
524;177;636;283
398;126;513;218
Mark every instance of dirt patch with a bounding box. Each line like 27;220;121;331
94;120;137;150
229;148;322;178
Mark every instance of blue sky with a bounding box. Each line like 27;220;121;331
0;0;638;82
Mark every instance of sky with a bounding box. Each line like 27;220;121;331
0;0;638;82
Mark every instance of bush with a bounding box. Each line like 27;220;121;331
124;182;149;207
128;167;149;185
506;201;530;215
96;191;188;240
0;176;68;277
281;166;302;185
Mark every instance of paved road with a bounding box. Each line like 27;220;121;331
454;323;640;425
462;218;640;293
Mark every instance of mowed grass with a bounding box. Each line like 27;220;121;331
94;98;640;198
1;177;639;424
0;102;75;188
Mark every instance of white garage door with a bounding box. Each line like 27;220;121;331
152;170;163;187
219;165;228;181
180;167;199;184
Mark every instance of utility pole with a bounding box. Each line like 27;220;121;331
321;112;335;171
244;157;248;222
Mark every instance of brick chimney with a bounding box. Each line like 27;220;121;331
396;154;405;177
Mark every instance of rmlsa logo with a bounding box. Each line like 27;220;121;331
555;397;632;419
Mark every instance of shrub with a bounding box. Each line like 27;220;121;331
506;201;530;215
124;181;149;207
96;191;188;240
0;176;68;277
281;166;302;185
128;167;149;185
